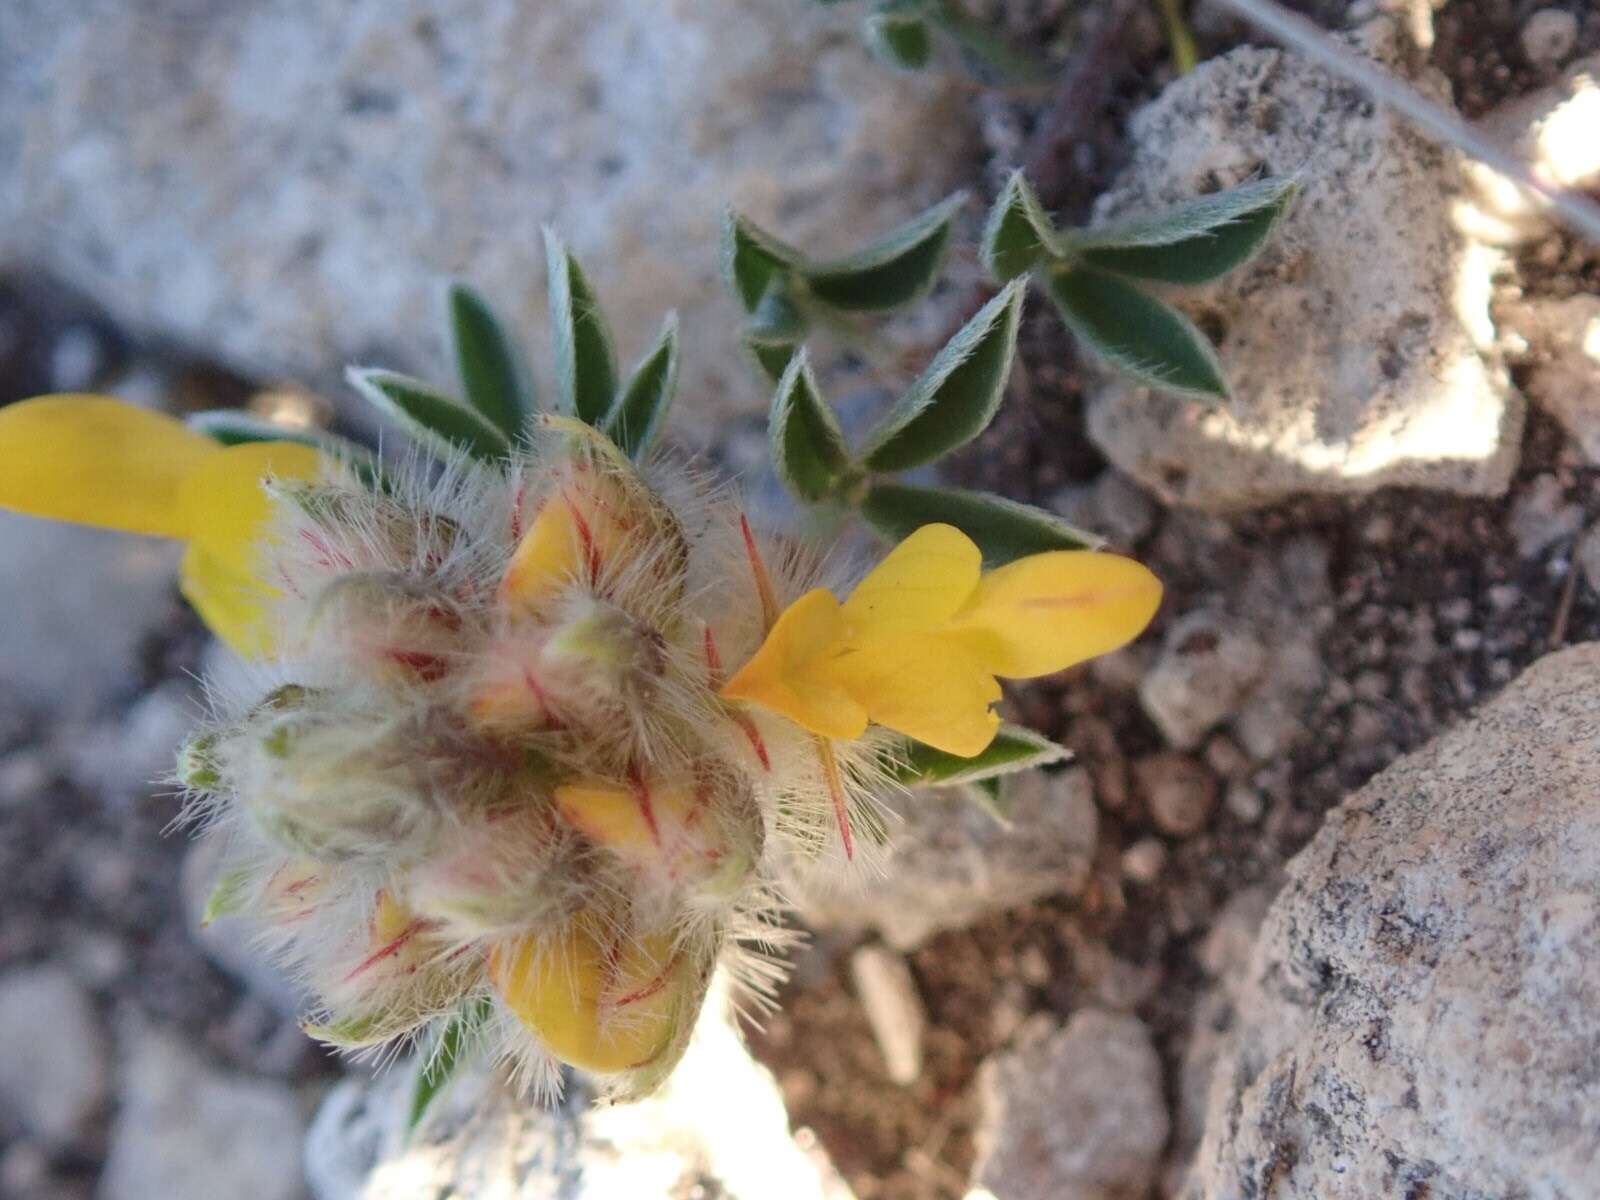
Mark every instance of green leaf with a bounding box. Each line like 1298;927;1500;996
606;314;679;460
1069;177;1298;285
545;229;619;425
745;335;800;385
864;12;934;69
861;481;1103;565
408;998;491;1136
749;275;808;344
860;280;1025;473
799;192;966;313
347;368;513;462
1045;265;1227;399
447;282;535;440
891;723;1068;788
723;209;805;313
770;352;855;503
201;869;250;927
981;170;1059;282
186;410;333;450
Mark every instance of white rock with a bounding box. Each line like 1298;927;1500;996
1181;644;1600;1199
0;515;181;718
305;981;851;1200
1499;292;1600;463
100;1023;307;1200
971;1009;1169;1200
798;768;1098;950
0;966;108;1149
849;944;927;1085
1085;18;1520;510
1467;55;1600;244
1520;9;1580;66
0;0;970;446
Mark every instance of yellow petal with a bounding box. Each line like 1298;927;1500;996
501;495;584;609
0;394;220;538
720;589;868;741
950;550;1162;678
179;543;277;658
490;925;681;1074
179;441;324;582
555;774;696;854
840;522;982;637
822;633;1002;756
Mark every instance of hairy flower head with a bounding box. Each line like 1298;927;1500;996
0;390;1159;1102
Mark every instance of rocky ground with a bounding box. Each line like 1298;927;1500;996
2;1;1599;1199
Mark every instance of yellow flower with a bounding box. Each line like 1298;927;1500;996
721;523;1162;756
0;394;323;656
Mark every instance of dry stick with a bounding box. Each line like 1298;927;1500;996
1023;0;1144;212
1214;0;1600;246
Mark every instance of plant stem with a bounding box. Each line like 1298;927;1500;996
1156;0;1201;74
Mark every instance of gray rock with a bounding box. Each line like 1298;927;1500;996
1181;644;1600;1199
798;768;1098;951
971;1009;1169;1200
305;982;850;1200
0;0;971;447
0;514;181;718
1085;17;1520;511
0;966;108;1149
100;1023;307;1200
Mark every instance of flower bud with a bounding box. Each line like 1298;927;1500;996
489;920;691;1075
409;807;583;941
554;761;763;894
304;572;468;685
239;709;442;863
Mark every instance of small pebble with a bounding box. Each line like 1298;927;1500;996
849;944;926;1086
1508;474;1584;558
1225;783;1266;823
1137;753;1220;837
1121;838;1167;884
1520;8;1578;66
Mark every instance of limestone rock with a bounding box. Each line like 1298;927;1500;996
305;983;851;1200
100;1022;307;1200
971;1009;1169;1200
0;0;971;446
0;514;181;718
798;768;1098;951
1500;292;1600;463
1085;18;1520;510
0;966;108;1149
1180;643;1600;1199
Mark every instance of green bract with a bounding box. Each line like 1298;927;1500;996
723;193;966;383
983;170;1298;401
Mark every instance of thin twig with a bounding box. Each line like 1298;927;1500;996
1551;549;1580;650
1215;0;1600;246
1022;0;1144;212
